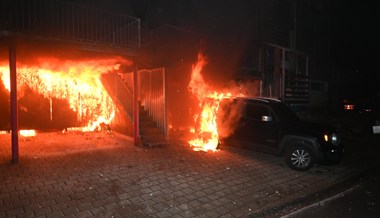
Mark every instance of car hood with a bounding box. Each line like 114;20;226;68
284;120;337;137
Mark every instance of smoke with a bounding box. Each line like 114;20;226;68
222;80;260;97
215;80;260;139
216;98;243;139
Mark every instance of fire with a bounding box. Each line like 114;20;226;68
188;53;232;152
0;66;10;91
0;57;130;131
0;130;36;137
19;129;36;137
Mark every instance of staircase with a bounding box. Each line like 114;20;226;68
101;70;168;146
139;105;168;147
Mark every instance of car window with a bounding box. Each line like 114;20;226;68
245;103;271;121
271;102;300;121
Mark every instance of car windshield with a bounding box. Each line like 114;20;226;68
271;102;300;121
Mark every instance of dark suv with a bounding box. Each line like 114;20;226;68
217;97;343;171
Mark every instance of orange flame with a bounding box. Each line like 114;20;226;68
188;53;232;152
0;65;10;91
0;57;131;131
19;129;36;137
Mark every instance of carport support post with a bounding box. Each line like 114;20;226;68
133;62;139;146
9;45;18;162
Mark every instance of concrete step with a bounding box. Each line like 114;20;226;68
138;105;167;147
140;127;162;135
139;114;153;122
140;120;157;128
140;134;168;147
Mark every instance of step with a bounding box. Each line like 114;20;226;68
139;110;150;116
140;127;163;135
139;120;157;128
140;135;168;147
139;115;154;122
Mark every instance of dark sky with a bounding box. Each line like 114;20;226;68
331;1;379;69
331;1;380;97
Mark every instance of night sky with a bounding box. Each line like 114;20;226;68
331;1;380;98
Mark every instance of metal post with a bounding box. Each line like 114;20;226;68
163;67;168;137
133;62;139;145
137;18;141;48
9;45;18;163
281;49;286;99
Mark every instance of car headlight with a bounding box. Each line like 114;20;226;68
331;133;339;146
323;133;340;146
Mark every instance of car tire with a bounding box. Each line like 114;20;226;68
284;145;314;171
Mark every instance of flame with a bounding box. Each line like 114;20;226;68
20;129;36;137
0;57;130;131
188;53;232;152
0;65;10;91
0;129;36;137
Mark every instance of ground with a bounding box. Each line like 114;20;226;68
0;129;379;217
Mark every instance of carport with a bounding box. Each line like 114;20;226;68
0;0;167;162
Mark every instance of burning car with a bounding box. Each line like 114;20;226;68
217;97;344;171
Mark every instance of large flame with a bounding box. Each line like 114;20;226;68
188;53;232;152
0;57;130;131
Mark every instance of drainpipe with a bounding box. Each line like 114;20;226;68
9;45;18;163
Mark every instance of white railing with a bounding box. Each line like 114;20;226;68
139;68;167;136
0;0;140;48
101;73;133;120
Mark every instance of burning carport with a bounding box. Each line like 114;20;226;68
0;0;167;162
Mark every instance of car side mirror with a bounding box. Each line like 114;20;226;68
261;115;272;122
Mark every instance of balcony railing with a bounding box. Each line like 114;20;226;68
0;0;140;48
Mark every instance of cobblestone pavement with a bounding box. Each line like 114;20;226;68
0;130;377;218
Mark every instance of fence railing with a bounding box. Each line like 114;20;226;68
0;0;140;48
139;68;167;136
101;73;133;121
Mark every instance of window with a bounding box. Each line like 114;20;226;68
245;103;270;120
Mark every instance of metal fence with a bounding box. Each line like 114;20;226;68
139;68;167;136
102;69;167;137
101;72;133;121
0;0;140;48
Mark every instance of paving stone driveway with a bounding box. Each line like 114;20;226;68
0;131;375;217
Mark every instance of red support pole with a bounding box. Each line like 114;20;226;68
9;45;18;163
133;62;139;146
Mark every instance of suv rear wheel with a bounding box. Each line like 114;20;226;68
285;146;314;171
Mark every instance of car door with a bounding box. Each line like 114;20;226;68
240;102;281;153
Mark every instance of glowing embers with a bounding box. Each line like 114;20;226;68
0;57;130;131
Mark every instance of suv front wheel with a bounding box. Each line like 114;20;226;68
285;146;314;171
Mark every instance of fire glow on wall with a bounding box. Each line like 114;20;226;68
0;57;131;132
